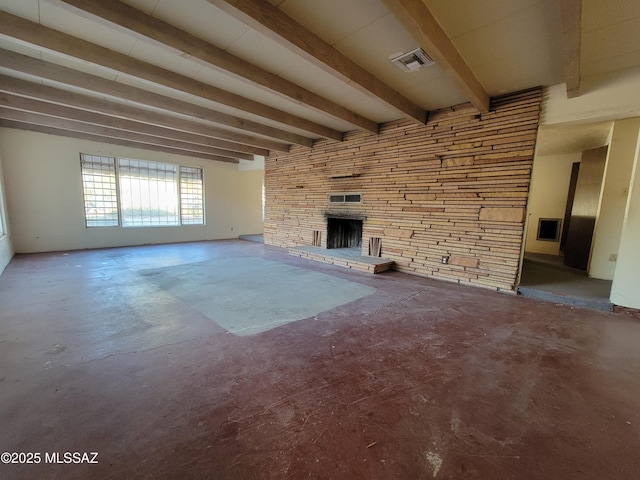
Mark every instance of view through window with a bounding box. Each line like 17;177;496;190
80;154;204;227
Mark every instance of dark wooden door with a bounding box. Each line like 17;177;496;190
563;146;608;270
560;162;580;253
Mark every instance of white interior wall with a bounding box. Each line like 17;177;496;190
525;152;580;255
236;169;264;235
610;130;640;309
0;128;264;253
237;156;265;234
0;144;13;274
590;118;640;279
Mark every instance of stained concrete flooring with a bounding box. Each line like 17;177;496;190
0;240;639;479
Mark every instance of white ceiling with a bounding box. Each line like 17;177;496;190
536;121;614;157
0;0;638;160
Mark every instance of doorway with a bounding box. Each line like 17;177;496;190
519;142;613;310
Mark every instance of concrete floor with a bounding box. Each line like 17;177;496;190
519;253;613;311
0;240;639;479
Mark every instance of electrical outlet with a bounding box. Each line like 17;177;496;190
441;255;449;264
609;253;618;262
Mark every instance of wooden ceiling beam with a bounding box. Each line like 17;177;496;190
0;107;239;162
0;10;340;143
0;73;285;154
208;0;427;124
0;49;272;155
0;88;258;160
57;0;379;134
561;0;582;98
0;119;239;163
379;0;490;113
0;108;240;162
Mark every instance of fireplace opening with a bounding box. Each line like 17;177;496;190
327;218;363;249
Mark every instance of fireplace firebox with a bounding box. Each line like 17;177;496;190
327;217;363;249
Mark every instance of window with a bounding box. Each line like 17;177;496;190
0;183;5;236
179;166;204;225
119;158;179;227
0;201;4;236
80;154;118;227
80;154;204;227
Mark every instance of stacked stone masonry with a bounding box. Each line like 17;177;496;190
264;88;543;291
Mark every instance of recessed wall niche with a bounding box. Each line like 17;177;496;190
537;218;561;242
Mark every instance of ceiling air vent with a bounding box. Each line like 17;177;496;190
390;48;434;72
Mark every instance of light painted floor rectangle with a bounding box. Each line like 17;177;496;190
140;257;376;335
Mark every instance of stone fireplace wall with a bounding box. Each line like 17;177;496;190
264;89;543;291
